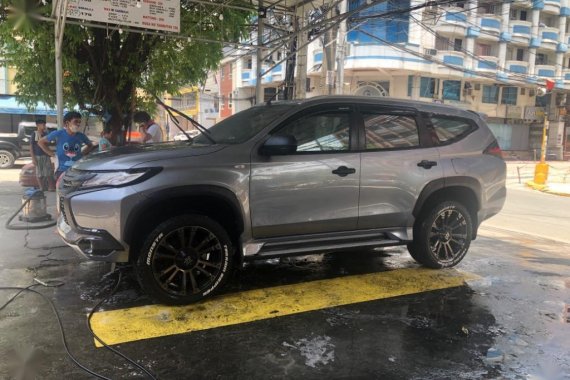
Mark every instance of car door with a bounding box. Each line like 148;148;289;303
250;105;360;238
357;106;443;229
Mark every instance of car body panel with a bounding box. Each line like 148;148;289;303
56;95;506;264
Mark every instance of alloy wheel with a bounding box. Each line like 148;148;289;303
150;225;224;296
428;208;468;263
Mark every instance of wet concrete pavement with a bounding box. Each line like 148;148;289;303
1;165;570;379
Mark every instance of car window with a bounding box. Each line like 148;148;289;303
193;104;295;145
429;116;474;144
275;111;351;152
362;113;419;150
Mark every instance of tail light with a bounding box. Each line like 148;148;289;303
484;140;503;159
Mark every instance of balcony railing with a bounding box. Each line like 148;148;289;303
535;64;556;78
543;0;561;14
506;60;529;74
434;7;468;35
509;20;532;43
541;27;559;42
477;56;499;71
479;15;501;32
438;51;465;66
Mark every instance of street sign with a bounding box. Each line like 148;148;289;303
67;0;180;33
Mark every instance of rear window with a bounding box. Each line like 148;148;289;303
428;116;475;144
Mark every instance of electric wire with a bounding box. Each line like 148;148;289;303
86;269;159;380
0;286;113;380
0;270;158;379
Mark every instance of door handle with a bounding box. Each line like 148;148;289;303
417;160;438;169
332;166;356;177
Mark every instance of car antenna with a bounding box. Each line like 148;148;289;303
153;95;216;144
266;82;285;106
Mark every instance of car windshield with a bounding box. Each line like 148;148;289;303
193;104;296;145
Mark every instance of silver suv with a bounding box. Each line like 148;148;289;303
57;96;506;305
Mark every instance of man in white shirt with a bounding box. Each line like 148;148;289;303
133;111;163;143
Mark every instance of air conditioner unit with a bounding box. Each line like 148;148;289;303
425;49;438;56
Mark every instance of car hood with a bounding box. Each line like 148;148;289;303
74;142;225;171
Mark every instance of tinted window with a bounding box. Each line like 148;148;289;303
429;117;473;143
276;111;350;152
363;113;419;150
193;104;295;144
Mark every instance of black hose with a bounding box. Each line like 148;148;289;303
5;196;57;230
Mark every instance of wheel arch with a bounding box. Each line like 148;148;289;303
124;185;245;261
413;177;481;238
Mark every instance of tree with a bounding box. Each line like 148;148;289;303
0;0;251;141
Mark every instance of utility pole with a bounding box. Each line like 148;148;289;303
255;2;265;104
53;0;69;129
336;0;347;95
533;110;550;184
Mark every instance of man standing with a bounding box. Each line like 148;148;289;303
38;111;95;180
30;119;54;191
133;111;163;143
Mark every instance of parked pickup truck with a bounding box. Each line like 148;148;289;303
0;122;57;168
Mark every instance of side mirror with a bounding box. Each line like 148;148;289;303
259;135;297;156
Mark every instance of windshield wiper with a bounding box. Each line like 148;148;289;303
153;95;216;144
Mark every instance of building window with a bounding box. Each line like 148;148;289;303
347;0;410;44
407;75;413;97
536;53;548;65
454;39;463;52
516;49;524;61
229;93;233;109
501;87;518;105
420;77;437;98
482;85;499;104
476;43;492;56
244;57;252;70
520;10;527;21
442;80;461;101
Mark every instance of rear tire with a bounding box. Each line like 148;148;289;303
0;150;16;169
135;214;234;305
408;201;472;268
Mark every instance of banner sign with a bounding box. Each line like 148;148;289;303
67;0;180;33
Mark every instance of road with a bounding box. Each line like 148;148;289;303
483;184;570;244
0;166;569;379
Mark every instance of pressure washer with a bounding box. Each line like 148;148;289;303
5;188;56;230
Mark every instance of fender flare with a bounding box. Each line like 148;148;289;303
124;185;246;243
413;177;482;218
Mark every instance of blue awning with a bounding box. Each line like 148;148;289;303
0;95;57;115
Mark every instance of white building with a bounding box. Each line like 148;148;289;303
216;0;570;160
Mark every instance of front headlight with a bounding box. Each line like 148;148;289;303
79;168;160;189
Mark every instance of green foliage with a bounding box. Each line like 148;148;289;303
0;0;251;124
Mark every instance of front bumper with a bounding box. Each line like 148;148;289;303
57;215;129;262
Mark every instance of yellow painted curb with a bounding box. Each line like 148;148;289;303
526;181;546;191
526;181;570;197
89;268;479;347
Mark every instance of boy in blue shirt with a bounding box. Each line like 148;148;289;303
38;111;95;180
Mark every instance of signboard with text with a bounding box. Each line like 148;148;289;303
67;0;180;33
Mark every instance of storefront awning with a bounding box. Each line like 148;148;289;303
0;95;56;115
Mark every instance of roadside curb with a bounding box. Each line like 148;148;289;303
525;181;570;197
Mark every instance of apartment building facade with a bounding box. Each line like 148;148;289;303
219;0;570;160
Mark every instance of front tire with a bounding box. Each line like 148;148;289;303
135;215;234;305
0;150;16;169
409;201;473;268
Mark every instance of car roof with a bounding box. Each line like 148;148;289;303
254;96;481;121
